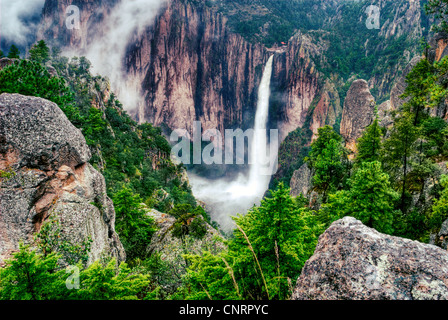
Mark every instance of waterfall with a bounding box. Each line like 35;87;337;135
248;55;274;193
188;56;277;231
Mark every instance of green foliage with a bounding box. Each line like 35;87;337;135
0;243;65;300
429;175;448;232
323;161;398;234
0;59;73;107
180;183;324;300
271;126;311;189
0;244;151;300
356;118;383;164
306;126;349;202
169;204;208;240
7;45;20;59
425;0;448;33
113;187;156;262
29;40;50;65
382;112;420;213
34;214;92;267
68;260;150;300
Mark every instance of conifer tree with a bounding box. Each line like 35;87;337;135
356;117;382;165
382;112;419;214
29;40;50;65
324;161;398;234
306;126;349;202
7;44;20;59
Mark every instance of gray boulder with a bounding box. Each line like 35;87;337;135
0;93;125;266
292;217;448;300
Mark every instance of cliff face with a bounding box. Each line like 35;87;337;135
126;0;268;134
37;0;118;49
0;93;125;266
37;0;324;140
340;79;375;155
293;217;448;300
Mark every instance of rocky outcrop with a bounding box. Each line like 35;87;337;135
290;164;312;198
292;217;448;300
0;93;125;266
271;33;322;140
340;80;375;155
308;80;342;141
390;56;421;110
0;58;14;70
146;209;225;292
37;0;119;49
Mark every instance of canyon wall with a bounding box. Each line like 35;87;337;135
37;0;323;139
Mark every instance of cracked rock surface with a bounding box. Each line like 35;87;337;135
0;93;125;266
292;217;448;300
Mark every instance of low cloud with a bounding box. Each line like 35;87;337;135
0;0;45;46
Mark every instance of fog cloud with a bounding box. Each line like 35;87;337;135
0;0;45;46
81;0;166;116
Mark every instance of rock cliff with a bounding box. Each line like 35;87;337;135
340;79;375;155
0;93;125;266
292;217;448;300
37;0;324;140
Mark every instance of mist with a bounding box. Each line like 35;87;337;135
73;0;167;115
0;0;45;50
188;56;277;232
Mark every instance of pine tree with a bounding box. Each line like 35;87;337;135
29;40;50;65
306;126;349;202
356;117;382;164
0;243;65;300
182;183;324;300
324;161;398;234
382;112;419;214
113;187;156;262
7;44;20;59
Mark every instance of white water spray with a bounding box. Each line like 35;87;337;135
189;55;276;231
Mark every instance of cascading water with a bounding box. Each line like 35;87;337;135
248;55;274;193
189;55;276;231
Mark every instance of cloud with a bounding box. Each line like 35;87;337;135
77;0;167;115
0;0;45;46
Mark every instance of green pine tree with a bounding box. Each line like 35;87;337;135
7;44;20;59
382;112;419;214
356;117;383;164
29;40;50;65
324;161;398;234
306;126;349;202
113;186;156;262
182;183;324;300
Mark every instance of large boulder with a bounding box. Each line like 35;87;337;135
292;217;448;300
340;79;375;156
0;93;125;266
